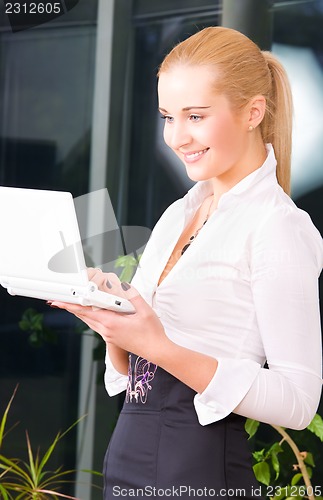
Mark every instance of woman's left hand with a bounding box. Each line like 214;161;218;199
49;272;169;363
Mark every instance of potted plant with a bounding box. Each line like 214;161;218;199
0;386;89;499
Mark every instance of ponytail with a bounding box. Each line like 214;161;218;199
261;52;293;195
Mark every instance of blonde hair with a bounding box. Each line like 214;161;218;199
158;27;293;194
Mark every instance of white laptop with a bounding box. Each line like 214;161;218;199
0;186;135;314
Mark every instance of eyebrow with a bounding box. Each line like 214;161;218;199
158;106;211;113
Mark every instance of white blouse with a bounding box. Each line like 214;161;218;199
104;145;323;430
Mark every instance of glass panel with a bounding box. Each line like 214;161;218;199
273;1;323;484
273;0;323;210
0;27;96;194
0;2;98;496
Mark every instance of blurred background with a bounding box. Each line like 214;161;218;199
0;0;322;498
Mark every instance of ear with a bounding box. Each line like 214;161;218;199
247;95;266;129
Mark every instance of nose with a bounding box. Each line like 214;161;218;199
164;121;191;151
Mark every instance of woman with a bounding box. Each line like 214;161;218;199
51;27;323;498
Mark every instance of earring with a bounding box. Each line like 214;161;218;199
248;125;254;131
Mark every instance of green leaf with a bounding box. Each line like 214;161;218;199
253;462;271;485
0;484;10;500
19;308;44;333
115;253;141;282
266;441;283;480
271;451;280;480
81;468;103;477
26;431;38;485
0;386;18;448
304;452;315;467
18;308;58;348
268;442;283;455
306;465;313;479
38;432;61;473
18;320;31;331
29;331;43;347
307;413;323;441
115;255;138;268
272;489;287;500
252;448;266;462
245;418;260;439
291;473;303;486
119;266;136;283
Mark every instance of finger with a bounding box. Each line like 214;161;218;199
102;272;122;292
88;271;124;296
118;282;153;315
87;267;102;280
119;282;140;300
96;273;133;301
119;283;161;318
87;267;105;288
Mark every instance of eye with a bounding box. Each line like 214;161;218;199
160;114;174;123
189;114;202;122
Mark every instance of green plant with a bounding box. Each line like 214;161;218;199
0;386;85;499
245;414;323;500
19;308;57;348
114;254;141;282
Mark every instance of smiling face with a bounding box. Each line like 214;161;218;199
158;65;266;191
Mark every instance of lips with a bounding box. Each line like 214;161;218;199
183;148;209;163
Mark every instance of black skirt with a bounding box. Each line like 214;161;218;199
103;354;260;499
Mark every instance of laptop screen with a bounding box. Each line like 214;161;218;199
0;186;88;287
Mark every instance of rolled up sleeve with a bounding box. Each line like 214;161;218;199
194;358;261;425
104;348;128;396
